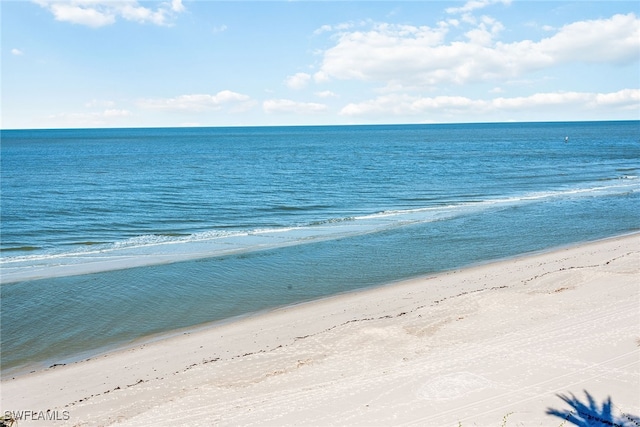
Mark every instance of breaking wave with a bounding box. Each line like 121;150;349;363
1;179;637;284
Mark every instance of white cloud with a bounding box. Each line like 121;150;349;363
285;72;312;90
212;24;228;34
85;99;115;108
593;88;640;108
11;48;24;56
340;93;484;117
315;90;339;98
43;1;115;27
263;99;328;114
102;109;131;118
314;24;333;35
33;0;186;28
315;13;640;90
464;16;504;45
46;109;132;126
445;0;512;15
138;91;256;112
317;22;450;87
533;13;640;65
491;92;589;110
119;3;167;26
339;89;640;119
313;21;362;35
313;70;331;84
171;0;184;13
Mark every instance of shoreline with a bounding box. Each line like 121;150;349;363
4;232;637;380
1;232;638;425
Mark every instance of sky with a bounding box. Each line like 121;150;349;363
1;0;639;129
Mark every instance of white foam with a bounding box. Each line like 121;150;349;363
1;179;637;284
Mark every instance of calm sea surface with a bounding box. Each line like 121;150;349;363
1;122;639;374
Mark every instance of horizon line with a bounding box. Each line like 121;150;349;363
2;119;638;132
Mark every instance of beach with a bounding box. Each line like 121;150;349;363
3;122;639;378
2;233;638;426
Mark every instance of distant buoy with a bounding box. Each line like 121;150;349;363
565;136;569;143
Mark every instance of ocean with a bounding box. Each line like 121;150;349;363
1;121;639;376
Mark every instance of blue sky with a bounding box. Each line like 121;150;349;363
2;0;639;129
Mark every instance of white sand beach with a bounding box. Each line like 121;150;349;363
2;234;639;426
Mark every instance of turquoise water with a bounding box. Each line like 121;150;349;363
1;121;639;374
